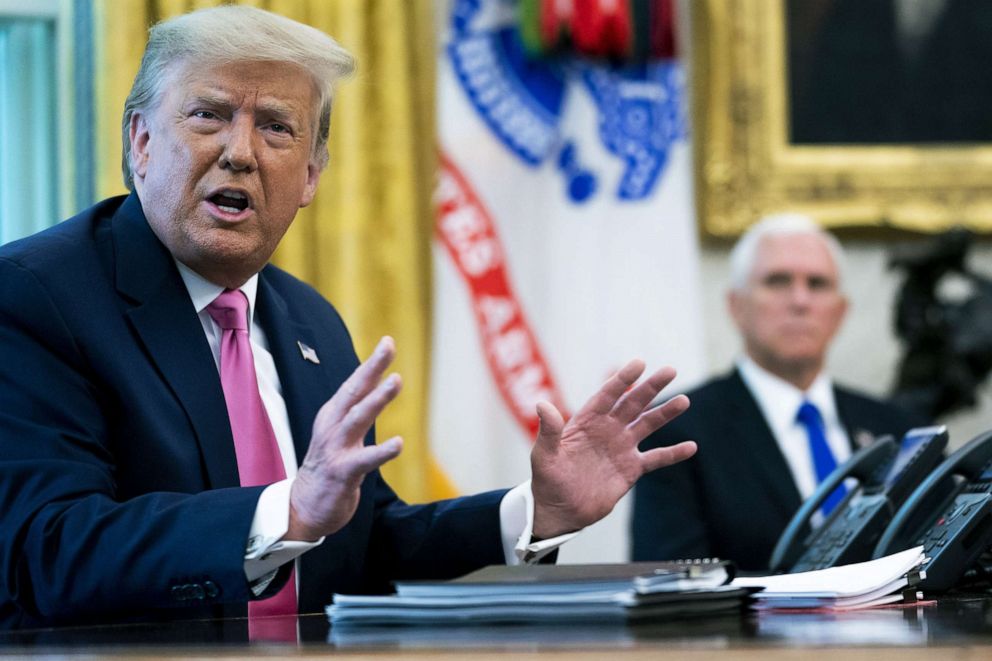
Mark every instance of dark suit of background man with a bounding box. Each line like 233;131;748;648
0;6;698;629
631;214;926;571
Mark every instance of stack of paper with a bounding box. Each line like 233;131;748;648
327;561;755;626
731;546;926;611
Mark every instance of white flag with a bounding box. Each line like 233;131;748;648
431;0;706;562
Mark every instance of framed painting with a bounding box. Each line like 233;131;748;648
692;0;992;237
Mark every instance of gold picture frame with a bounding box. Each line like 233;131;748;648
692;0;992;237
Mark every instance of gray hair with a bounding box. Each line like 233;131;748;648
728;213;846;291
121;5;355;189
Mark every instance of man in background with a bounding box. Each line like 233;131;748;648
0;5;696;628
631;214;926;570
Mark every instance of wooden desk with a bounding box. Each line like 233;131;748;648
1;595;991;658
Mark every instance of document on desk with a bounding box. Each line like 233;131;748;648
395;560;734;597
730;546;926;611
327;560;756;626
328;585;752;625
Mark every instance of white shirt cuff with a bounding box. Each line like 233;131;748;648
499;480;579;565
244;478;323;583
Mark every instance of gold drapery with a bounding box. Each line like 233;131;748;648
93;0;457;501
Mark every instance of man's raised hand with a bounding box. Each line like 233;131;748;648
287;337;403;541
529;361;696;539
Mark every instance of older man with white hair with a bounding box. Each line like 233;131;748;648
631;213;926;571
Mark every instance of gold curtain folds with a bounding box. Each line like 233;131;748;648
93;0;457;501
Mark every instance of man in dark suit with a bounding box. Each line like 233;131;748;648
0;6;696;629
631;213;926;571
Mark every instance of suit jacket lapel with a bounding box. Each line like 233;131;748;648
724;370;804;520
834;388;881;451
112;193;240;489
255;272;335;464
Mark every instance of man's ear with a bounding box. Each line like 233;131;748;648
727;289;743;329
130;112;151;181
299;161;321;208
836;293;850;326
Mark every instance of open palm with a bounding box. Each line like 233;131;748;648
530;360;696;539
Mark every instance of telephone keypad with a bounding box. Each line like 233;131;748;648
917;493;991;553
792;496;889;572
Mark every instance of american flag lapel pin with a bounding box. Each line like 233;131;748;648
853;429;875;449
297;340;320;364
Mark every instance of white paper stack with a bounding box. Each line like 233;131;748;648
731;546;926;611
327;561;754;626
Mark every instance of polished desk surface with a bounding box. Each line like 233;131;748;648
2;595;992;659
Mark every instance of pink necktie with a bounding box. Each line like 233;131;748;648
206;289;297;638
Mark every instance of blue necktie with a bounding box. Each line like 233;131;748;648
796;400;847;516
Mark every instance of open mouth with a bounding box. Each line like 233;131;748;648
209;190;250;214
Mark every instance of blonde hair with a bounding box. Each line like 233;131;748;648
121;5;355;189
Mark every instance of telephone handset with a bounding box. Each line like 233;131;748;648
769;426;948;574
873;430;992;591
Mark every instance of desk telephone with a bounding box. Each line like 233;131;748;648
769;426;948;574
872;429;992;591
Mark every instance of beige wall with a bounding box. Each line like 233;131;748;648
698;240;992;451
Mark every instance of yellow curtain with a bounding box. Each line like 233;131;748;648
93;0;458;502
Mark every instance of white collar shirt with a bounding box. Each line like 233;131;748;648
736;356;853;502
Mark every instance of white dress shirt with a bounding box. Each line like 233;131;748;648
175;263;571;585
736;357;853;505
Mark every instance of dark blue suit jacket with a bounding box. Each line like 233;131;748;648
630;369;928;571
0;194;506;628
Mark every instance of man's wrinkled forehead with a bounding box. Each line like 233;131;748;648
154;59;321;121
752;232;838;276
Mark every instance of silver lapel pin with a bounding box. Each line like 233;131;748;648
297;340;320;364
